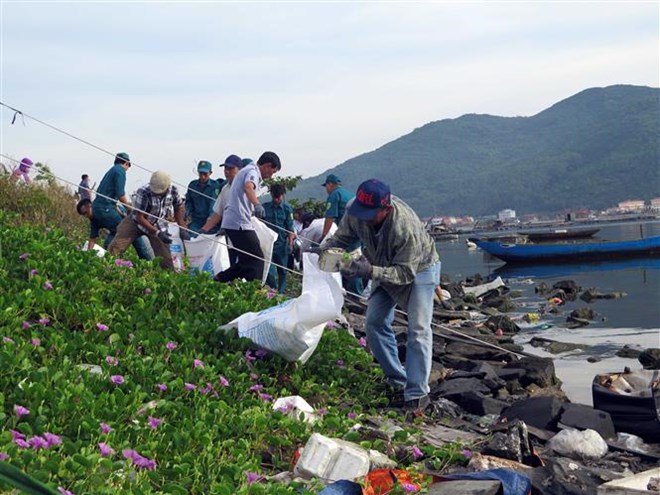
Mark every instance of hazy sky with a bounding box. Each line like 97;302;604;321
1;1;658;195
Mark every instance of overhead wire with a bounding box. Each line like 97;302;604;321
0;107;527;359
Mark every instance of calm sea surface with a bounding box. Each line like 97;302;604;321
436;220;660;405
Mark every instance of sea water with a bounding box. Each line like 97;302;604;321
437;219;660;405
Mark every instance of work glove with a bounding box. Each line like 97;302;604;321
179;228;191;241
157;230;172;245
254;203;266;219
307;245;323;255
340;255;373;280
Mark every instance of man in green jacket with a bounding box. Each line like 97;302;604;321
320;179;440;412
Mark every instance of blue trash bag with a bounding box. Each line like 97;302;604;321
316;479;363;495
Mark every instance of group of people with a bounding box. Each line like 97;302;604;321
74;150;441;413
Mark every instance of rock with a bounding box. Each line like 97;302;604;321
467;452;534;473
529;337;586;354
529;457;628;495
444;390;508;417
639;348;660;369
552;280;581;298
558;403;616;440
568;307;596;321
503;356;559;388
484;315;520;334
587;356;602;363
421;423;483;446
501;396;563;430
432;377;491;398
580;289;627;302
616;345;642;359
443;342;513;362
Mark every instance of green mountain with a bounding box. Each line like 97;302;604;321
290;85;660;217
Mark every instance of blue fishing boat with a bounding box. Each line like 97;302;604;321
468;235;660;263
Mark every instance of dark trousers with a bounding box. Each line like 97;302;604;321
214;228;264;283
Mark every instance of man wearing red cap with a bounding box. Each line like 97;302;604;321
320;178;440;413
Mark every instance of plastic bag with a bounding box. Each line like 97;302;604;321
251;217;278;284
221;253;343;363
549;428;608;459
184;234;230;275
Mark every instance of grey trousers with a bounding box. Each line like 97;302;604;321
108;217;174;270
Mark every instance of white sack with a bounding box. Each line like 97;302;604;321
184;234;231;276
167;223;185;272
549;428;608;460
221;253;343;363
251;217;278;284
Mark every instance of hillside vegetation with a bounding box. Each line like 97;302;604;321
291;85;660;217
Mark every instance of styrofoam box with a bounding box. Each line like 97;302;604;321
294;433;370;481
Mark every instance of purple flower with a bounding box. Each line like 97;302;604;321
98;442;115;457
19;253;29;261
43;280;53;290
43;432;62;447
28;435;49;450
38;318;50;326
218;375;229;387
30;268;38;276
122;449;156;470
22;321;31;329
114;259;133;268
184;383;196;391
255;349;268;359
166;341;177;351
249;383;263;392
326;320;339;329
359;337;367;348
0;452;9;461
275;401;294;414
105;355;118;366
193;359;204;369
245;350;256;362
461;448;473;459
246;471;262;485
10;430;25;442
265;290;277;300
258;392;272;402
336;359;345;367
14;405;30;419
3;336;15;344
156;383;168;392
110;375;124;385
99;423;112;434
347;411;357;420
96;323;109;332
249;372;259;381
31;338;41;347
147;417;162;430
317;408;328;417
401;481;419;493
14;438;29;449
58;487;74;495
144;288;152;294
411;445;423;460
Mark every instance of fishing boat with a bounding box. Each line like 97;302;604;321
592;369;660;443
468;235;660;263
518;227;600;242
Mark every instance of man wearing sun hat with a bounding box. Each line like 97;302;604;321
320;178;440;413
185;160;223;237
108;170;187;270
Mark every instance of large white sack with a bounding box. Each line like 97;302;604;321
549;428;608;460
251;217;278;284
221;253;343;363
184;234;231;275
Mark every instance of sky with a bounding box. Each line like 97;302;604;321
1;1;658;197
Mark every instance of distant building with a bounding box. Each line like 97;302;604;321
498;209;516;222
617;200;645;212
650;198;660;212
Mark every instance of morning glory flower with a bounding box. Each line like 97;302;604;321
58;487;74;495
359;337;367;348
148;417;162;430
218;375;229;387
411;445;423;460
347;411;357;420
105;356;118;366
43;280;53;290
99;423;112;434
0;453;9;461
98;442;115;457
193;359;204;369
31;338;41;347
19;253;29;261
22;321;31;329
96;323;109;332
184;383;196;391
246;472;262;485
38;318;50;326
43;432;62;447
14;405;30;419
30;268;38;276
110;375;124;385
144;287;152;294
156;383;168;392
28;436;49;450
166;341;177;351
3;336;15;344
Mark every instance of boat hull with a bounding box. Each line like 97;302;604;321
469;236;660;264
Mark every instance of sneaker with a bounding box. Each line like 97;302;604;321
403;394;430;413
